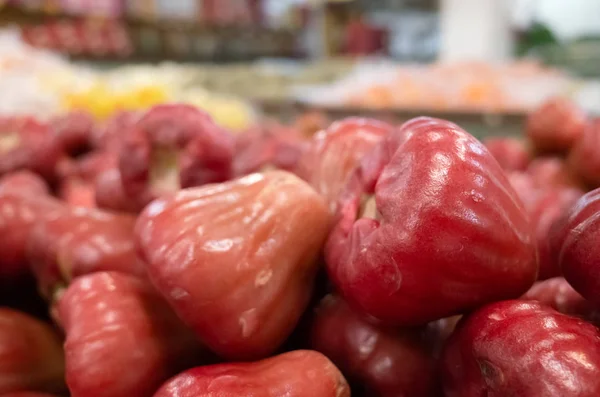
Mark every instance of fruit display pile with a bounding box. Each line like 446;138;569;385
0;95;600;397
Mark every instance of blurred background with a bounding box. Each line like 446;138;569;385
0;0;598;136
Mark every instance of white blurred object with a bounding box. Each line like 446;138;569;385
440;0;514;62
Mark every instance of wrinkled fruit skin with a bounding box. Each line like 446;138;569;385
326;117;538;326
522;277;599;323
0;171;50;197
527;157;583;190
296;118;393;215
28;207;145;298
0;193;65;282
568;119;600;189
442;300;600;397
153;350;350;397
528;187;583;280
50;111;94;155
526;97;588;154
483;137;531;172
0;309;65;394
310;294;439;397
555;188;600;306
0;117;63;181
119;104;234;207
136;171;330;360
58;272;206;397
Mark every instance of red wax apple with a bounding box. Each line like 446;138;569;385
522;277;599;323
0;171;50;197
442;300;600;396
50;111;95;155
506;171;540;212
296;118;393;215
483;137;531;171
0;393;62;397
310;294;439;397
555;188;600;305
526;97;588;154
91;110;140;152
119;104;234;208
326;117;538;326
0;309;65;395
58;272;206;397
527;157;583;190
94;166;147;213
28;207;145;299
136;171;330;360
568;118;600;189
153;350;349;397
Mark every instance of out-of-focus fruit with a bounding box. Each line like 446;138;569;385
506;171;540;211
442;300;600;396
28;207;145;299
483;137;531;171
529;187;583;279
556;188;600;305
310;294;439;397
568;118;600;189
0;309;65;394
153;350;350;397
527;157;583;190
0;117;63;181
326;117;537;326
526;97;588;154
50;111;94;156
94;166;146;213
58;272;205;397
522;277;599;323
296;118;393;215
0;171;50;197
0;393;62;397
136;171;330;360
91;111;140;152
119;104;234;209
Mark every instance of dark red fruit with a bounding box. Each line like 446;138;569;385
153;350;350;397
568;118;600;189
296;118;392;215
58;272;206;397
50;111;94;155
526;97;588;154
0;309;64;395
91;111;140;152
483;137;531;171
442;300;600;396
326;117;537;326
310;294;439;397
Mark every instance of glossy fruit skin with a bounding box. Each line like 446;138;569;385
528;187;583;279
0;309;65;395
326;117;538;326
136;171;330;360
526;97;588;154
0;193;65;282
483;137;531;171
28;207;145;299
0;171;50;197
58;272;205;397
522;277;599;323
153;350;350;397
0;117;63;181
527;157;583;190
296;118;393;215
310;294;439;397
568;119;600;189
442;300;600;397
119;104;234;208
555;188;600;305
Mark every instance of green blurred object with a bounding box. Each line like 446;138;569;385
529;39;600;78
517;22;558;56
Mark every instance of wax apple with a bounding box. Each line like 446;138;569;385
326;117;538;326
483;137;531;171
136;171;330;360
568;118;600;189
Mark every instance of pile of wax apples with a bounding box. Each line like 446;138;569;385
1;98;600;397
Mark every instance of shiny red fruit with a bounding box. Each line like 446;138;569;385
58;272;205;397
483;137;531;171
119;105;234;208
136;171;330;360
556;188;600;305
522;277;599;323
296;118;392;215
0;171;50;197
442;300;600;396
326;117;538;326
310;294;439;397
0;309;65;395
568;118;600;189
153;350;350;397
28;207;145;299
526;97;588;154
